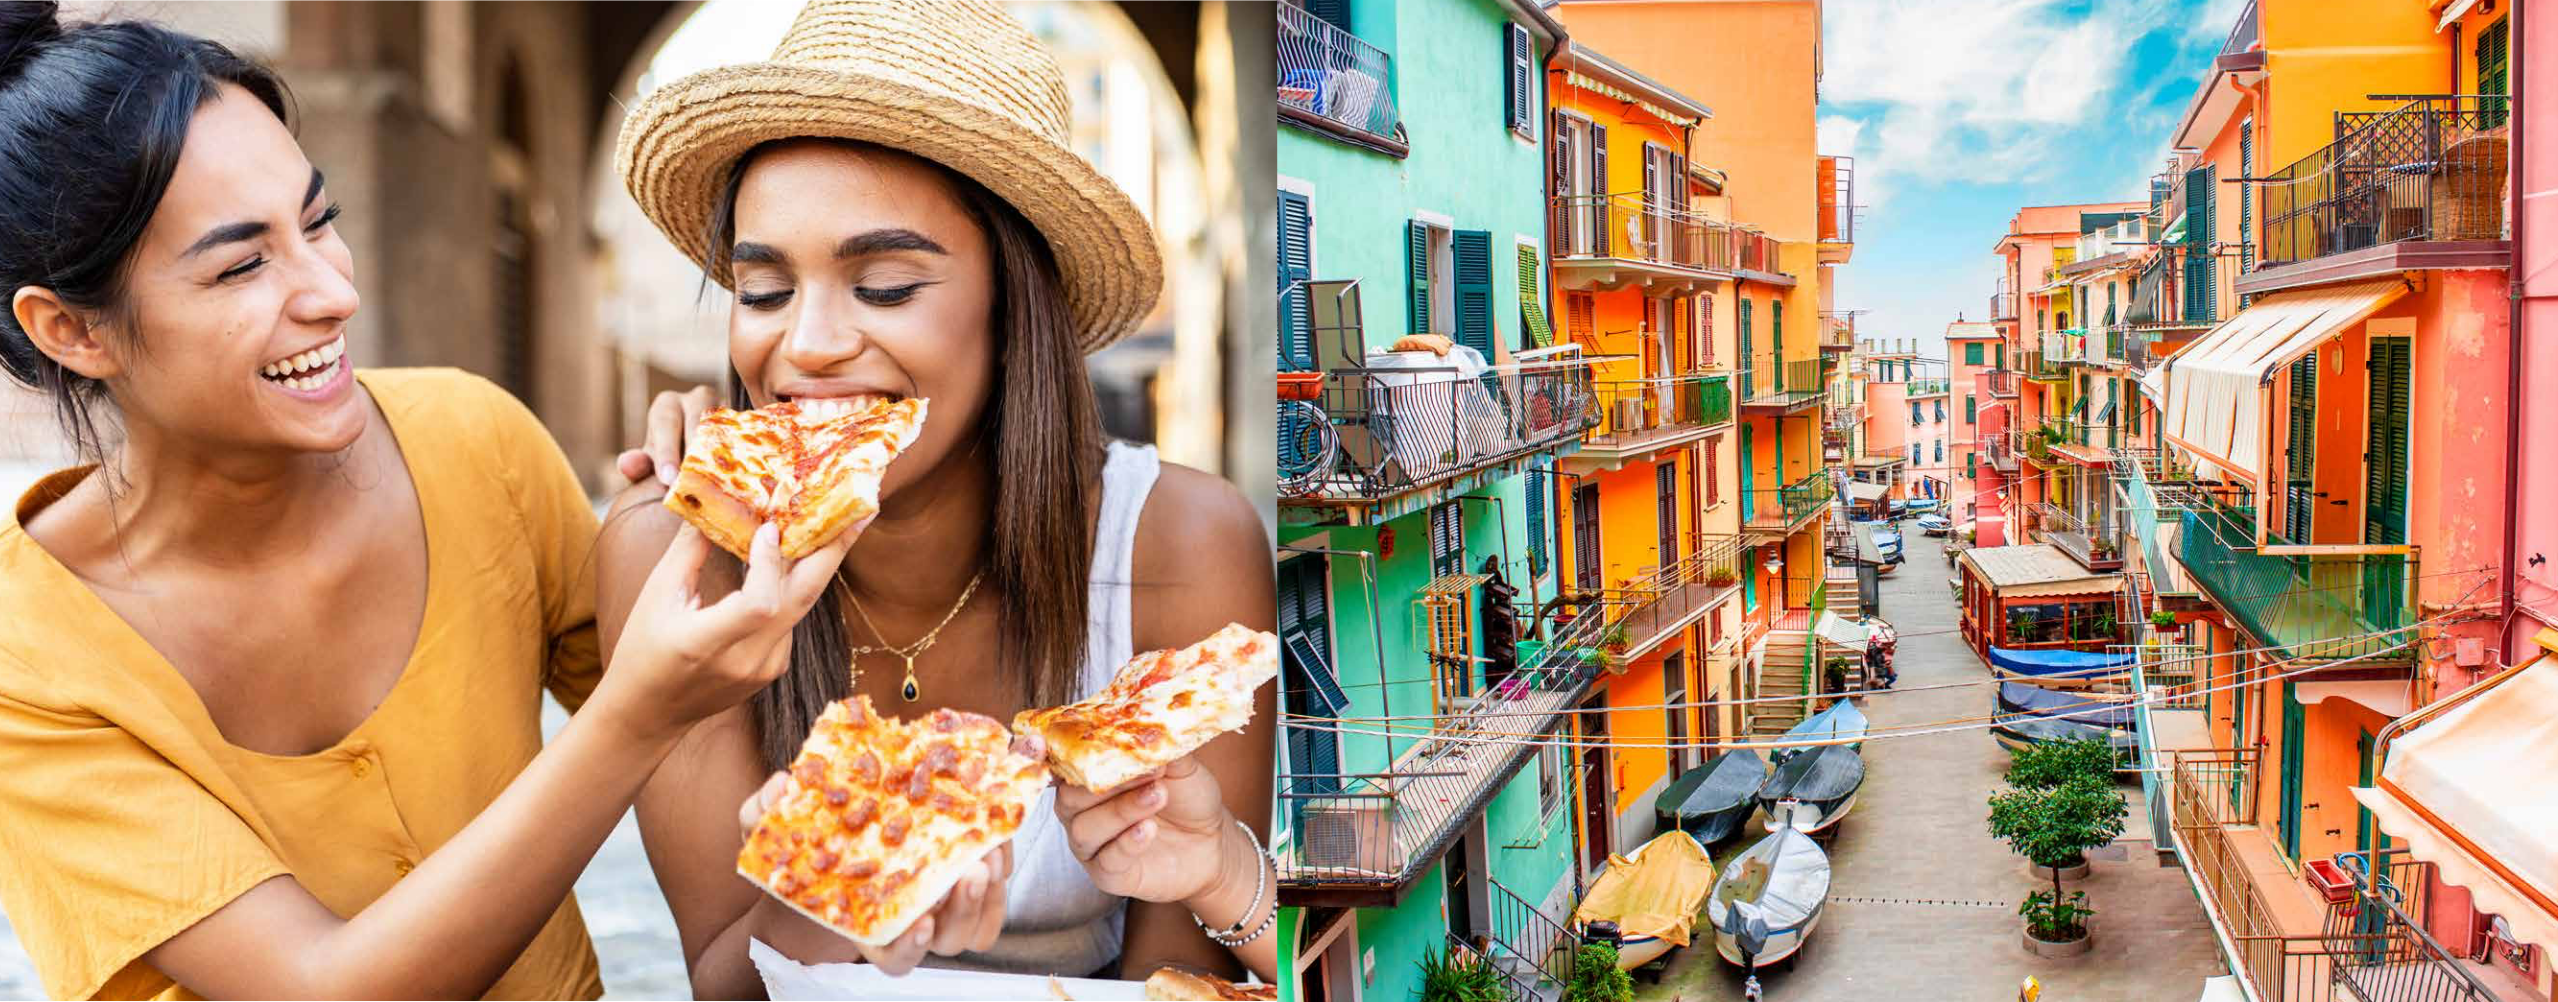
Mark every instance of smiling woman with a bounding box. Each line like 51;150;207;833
0;4;854;1000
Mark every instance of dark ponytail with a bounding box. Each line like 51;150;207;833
0;3;292;462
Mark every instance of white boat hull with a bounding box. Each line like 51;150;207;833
1614;934;1671;970
1763;791;1859;835
1714;908;1824;968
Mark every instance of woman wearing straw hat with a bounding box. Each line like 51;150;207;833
600;0;1277;992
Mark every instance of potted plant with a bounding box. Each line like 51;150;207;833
1986;772;2128;957
2007;608;2042;643
1706;567;1740;590
2089;607;2117;640
2004;738;2118;792
1562;943;1633;1002
1601;623;1630;655
2148;610;2179;640
2018;889;2096;957
1822;656;1854;698
1414;946;1510;1002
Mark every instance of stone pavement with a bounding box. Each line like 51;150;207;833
1639;533;2229;1002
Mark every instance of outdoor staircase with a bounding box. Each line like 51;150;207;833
1824;568;1862;620
1745;629;1815;738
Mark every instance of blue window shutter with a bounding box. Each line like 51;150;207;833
1278;190;1314;370
1454;229;1494;355
1407;220;1431;336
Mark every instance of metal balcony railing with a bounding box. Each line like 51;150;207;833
1585;373;1733;450
2045;419;2126;454
1276;612;1611;897
1818;312;1855;350
1277;2;1401;147
1982;368;2020;398
2218;0;2259;58
2043;329;2089;365
2175;508;2416;662
1991;283;2018;321
2258;96;2511;269
1740;357;1825;409
2025;349;2070;381
2032;500;2122;569
1281;358;1602;505
1551;192;1750;274
1907;377;1950;397
1596;535;1749;657
1819;156;1856;244
1744;471;1830;535
1983;432;2017;473
1483;877;1583;997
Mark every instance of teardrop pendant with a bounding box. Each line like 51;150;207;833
900;655;920;702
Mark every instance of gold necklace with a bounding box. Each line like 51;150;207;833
846;570;985;702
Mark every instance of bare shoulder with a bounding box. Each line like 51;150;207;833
1130;461;1275;651
595;483;689;648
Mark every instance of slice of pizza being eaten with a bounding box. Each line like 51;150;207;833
737;696;1051;946
1145;968;1278;1001
664;396;927;559
1014;622;1280;793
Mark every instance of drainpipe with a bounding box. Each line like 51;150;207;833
1453;493;1515;596
2501;0;2527;663
1277;543;1393;735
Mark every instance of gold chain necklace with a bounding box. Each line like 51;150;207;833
845;570;985;702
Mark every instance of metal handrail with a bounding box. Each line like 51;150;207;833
1551;192;1754;273
2258;96;2510;269
1277;2;1401;145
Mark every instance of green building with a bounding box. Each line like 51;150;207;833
1273;1;1601;1000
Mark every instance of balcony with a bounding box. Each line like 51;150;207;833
1817;155;1855;264
1907;377;1950;397
2043;328;2090;366
1577;372;1733;462
2025;349;2070;382
1739;357;1825;414
1276;2;1405;156
1983;432;2018;474
1982;368;2020;398
1277;615;1610;905
2248;96;2511;295
1598;535;1749;659
2031;501;2123;571
2168;751;2517;1002
1743;470;1830;539
1550;193;1744;294
1279;352;1602;525
2039;419;2124;467
1818;311;1855;352
2174;508;2416;667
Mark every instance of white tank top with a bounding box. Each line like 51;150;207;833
927;441;1157;978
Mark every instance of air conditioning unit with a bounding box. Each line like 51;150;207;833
1298;798;1401;873
1612;397;1647;432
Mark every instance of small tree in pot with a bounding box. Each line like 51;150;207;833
1987;774;2128;953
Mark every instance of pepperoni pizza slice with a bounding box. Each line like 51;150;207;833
664;397;928;559
1014;623;1280;793
737;696;1051;946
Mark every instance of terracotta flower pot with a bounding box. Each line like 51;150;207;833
2023;925;2092;958
2030;855;2091;882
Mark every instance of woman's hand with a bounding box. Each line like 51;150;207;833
734;772;1014;975
590;521;856;744
1057;756;1239;906
616;385;720;485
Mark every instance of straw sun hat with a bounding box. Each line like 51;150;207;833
614;0;1164;353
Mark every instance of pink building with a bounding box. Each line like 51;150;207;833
1945;321;2006;545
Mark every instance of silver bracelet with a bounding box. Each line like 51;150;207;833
1194;819;1273;947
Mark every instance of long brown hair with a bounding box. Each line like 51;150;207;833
706;140;1101;771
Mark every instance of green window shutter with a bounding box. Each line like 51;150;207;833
1656;459;1678;564
1518;243;1552;348
1965;394;1976;423
2480;20;2510;128
2364;337;2411;543
1964;342;1983;366
1996;342;2006;369
1406;220;1431;336
1453;229;1493;356
1527;467;1548;577
2185;165;2217;323
2279;682;2306;861
1772;300;1784;355
1276;558;1341;796
1278;190;1314;371
1967;450;1976;478
2284;355;2316;543
1738;299;1755;397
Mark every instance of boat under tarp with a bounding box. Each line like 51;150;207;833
1773;699;1867;762
1654;749;1768;845
1992;681;2139;755
1706;828;1833;972
1988;646;2134;686
1756;744;1865;834
1572;830;1718;970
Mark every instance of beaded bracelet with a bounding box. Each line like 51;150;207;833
1194;819;1275;948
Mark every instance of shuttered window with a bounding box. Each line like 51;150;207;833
1502;23;1534;137
1695;294;1715;365
1703;436;1720;507
1454;230;1493;355
1429;501;1465;578
1965;394;1976;423
1964;342;1983;366
1278;558;1343;796
1657;459;1679;566
2479;20;2510;129
1567;292;1595;343
1573;483;1602;592
1527;467;1549;578
1518;243;1552;348
2364;336;2412;622
1278;190;1314;371
2283;356;2316;543
1663;652;1689;779
2184;165;2217;324
1406;220;1432;336
1306;0;1350;30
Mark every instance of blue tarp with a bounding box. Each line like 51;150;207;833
1987;646;2134;679
1995;681;2138;731
1775;699;1868;762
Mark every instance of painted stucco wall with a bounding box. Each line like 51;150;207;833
2258;0;2454;168
2517;0;2558;650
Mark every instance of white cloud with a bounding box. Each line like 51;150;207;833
1821;0;2187;201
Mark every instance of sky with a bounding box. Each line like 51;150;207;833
1817;0;2250;363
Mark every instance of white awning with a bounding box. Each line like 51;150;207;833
2162;279;2409;483
1845;481;1889;501
2294;680;2413;718
1813;611;1872;652
2350;645;2558;953
2198;975;2246;1002
2438;0;2480;31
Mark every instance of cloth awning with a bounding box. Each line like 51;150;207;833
2294;680;2412;718
2162;279;2408;483
1813;611;1872;652
1845;481;1889;501
2199;974;2246;1002
2438;0;2480;30
2350;646;2558;952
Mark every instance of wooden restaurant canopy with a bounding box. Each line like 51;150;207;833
1958;544;2118;598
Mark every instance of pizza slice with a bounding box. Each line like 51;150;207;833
1014;622;1281;793
736;696;1051;946
664;396;928;559
1145;968;1278;1001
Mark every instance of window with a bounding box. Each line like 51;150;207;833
2479;19;2510;129
1429;501;1464;577
1910;444;1921;465
1663;653;1689;779
1452;230;1494;355
1911;402;1922;424
1502;23;1534;138
1567;291;1595;341
1526;467;1548;578
1964;342;1983;366
1656;460;1679;565
1935;401;1946;423
1694;294;1715;365
1518;243;1551;349
1965;395;1976;423
1996;342;2006;369
1278;559;1345;795
1305;0;1352;30
1279;189;1314;371
1935;440;1944;463
1537;730;1567;820
1703;436;1721;507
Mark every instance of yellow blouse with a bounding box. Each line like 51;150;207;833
0;369;606;1000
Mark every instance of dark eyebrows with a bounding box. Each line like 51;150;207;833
729;229;948;270
180;168;331;261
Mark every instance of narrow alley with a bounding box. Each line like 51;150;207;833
1641;531;2224;1002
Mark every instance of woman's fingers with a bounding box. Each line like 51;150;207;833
864;917;934;976
616;448;657;484
737;771;789;839
692;523;789;647
928;866;987;956
780;516;869;611
644;392;689;485
1064;778;1167;862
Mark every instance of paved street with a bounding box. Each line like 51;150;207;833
1640;532;2228;1002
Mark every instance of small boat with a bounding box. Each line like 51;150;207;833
1915;514;1953;537
1988;646;2134;689
1654;749;1769;845
1772;699;1867;763
1756;744;1865;834
1904;498;1940;514
1572;830;1718;970
1706;828;1833;980
1991;681;2139;757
